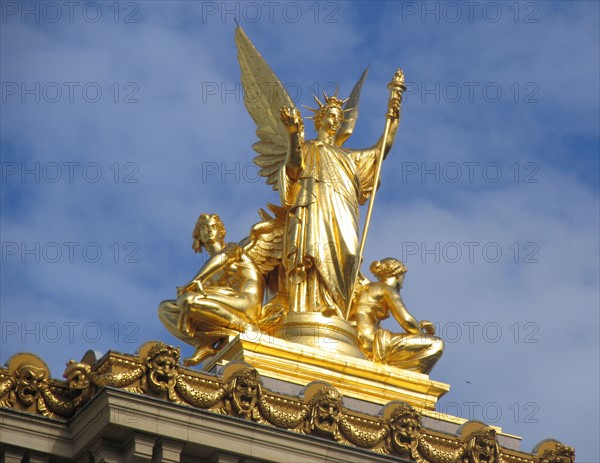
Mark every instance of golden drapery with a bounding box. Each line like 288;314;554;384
280;139;378;318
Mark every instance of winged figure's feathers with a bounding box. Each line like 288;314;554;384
236;27;368;184
335;67;369;147
236;26;296;190
243;203;286;274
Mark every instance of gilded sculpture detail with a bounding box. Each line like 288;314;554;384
387;402;422;456
384;402;466;463
158;206;286;366
464;425;500;463
0;347;575;462
155;27;445;374
535;441;576;463
220;363;262;419
349;258;444;373
0;28;575;463
141;342;180;401
303;382;344;438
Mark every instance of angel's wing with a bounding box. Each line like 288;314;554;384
236;26;296;190
242;203;286;274
335;67;369;147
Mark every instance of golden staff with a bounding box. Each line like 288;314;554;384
348;69;406;318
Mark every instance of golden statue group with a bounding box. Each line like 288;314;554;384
159;27;444;373
0;27;576;463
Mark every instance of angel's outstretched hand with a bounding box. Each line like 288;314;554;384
280;106;302;134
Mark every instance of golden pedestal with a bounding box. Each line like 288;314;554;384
203;317;450;411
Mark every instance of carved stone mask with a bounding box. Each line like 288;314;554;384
540;444;576;463
146;345;180;393
467;428;499;463
315;397;341;433
308;387;342;435
15;365;47;406
63;360;91;390
231;372;259;414
389;404;421;453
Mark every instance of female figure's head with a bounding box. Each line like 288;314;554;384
370;258;407;290
192;213;226;253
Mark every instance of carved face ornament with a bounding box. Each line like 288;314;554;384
15;365;47;406
309;388;342;435
390;408;421;453
231;373;259;414
540;445;576;463
64;360;91;390
468;430;499;463
147;351;179;392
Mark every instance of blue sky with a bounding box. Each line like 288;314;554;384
1;1;598;460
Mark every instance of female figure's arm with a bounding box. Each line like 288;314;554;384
384;289;420;335
179;245;240;295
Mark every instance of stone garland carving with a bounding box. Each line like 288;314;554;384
0;343;574;463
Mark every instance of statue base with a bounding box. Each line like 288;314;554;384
202;328;450;411
270;312;367;359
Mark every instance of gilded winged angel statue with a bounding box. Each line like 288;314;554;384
158;27;444;373
236;26;405;319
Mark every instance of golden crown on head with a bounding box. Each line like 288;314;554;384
304;89;350;131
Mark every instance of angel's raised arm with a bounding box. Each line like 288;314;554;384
280;106;305;181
